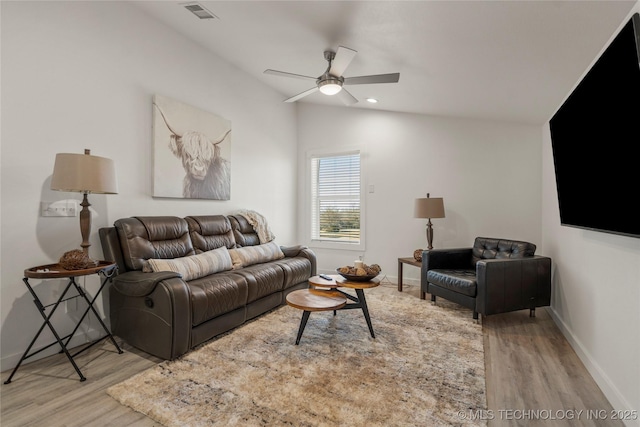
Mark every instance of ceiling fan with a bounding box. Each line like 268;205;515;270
264;46;400;105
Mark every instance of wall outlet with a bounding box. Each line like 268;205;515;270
41;201;78;217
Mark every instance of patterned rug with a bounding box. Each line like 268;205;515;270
107;285;486;426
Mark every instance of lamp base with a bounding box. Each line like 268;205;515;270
426;219;434;250
79;192;92;255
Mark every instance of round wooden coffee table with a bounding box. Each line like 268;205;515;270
308;274;380;339
286;289;347;345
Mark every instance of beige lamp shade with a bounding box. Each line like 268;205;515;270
51;151;118;194
414;197;445;219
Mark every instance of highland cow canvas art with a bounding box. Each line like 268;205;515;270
153;95;231;200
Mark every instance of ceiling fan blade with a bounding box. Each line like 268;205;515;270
344;73;400;85
284;87;319;103
329;46;357;77
264;69;317;81
337;88;358;106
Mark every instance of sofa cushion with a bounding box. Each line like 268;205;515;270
115;216;194;271
427;269;477;297
472;237;536;264
273;257;313;290
189;272;248;326
143;247;233;281
229;241;284;269
232;263;285;303
185;215;237;253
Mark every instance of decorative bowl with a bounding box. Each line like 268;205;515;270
336;269;380;282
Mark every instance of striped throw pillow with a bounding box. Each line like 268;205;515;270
229;241;284;269
143;246;232;281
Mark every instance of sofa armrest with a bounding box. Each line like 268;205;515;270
476;255;552;315
109;271;192;359
280;244;306;257
281;245;317;276
113;270;182;297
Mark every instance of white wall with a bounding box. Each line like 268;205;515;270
541;8;640;421
0;2;297;368
296;104;543;282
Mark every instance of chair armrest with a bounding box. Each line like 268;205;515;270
112;270;182;297
281;245;317;276
476;255;552;315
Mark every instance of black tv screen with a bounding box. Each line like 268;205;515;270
549;13;640;238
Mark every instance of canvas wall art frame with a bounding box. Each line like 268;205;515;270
153;94;232;200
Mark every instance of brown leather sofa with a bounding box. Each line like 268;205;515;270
99;214;316;359
421;237;551;320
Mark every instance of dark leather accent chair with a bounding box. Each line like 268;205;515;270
421;237;551;320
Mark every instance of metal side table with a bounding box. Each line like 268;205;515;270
4;261;123;384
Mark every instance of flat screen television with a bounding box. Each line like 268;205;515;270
549;12;640;238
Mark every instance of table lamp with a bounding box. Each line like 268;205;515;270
414;193;445;250
51;149;118;255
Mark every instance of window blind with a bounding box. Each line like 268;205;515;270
310;152;361;244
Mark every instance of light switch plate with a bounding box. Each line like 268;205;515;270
41;201;78;217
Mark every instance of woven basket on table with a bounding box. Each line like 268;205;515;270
59;249;97;270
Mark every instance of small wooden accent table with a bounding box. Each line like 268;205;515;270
286;274;380;344
397;257;422;292
4;261;123;384
285;289;347;345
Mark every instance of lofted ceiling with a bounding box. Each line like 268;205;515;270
132;1;636;125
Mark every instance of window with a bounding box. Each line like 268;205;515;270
309;151;363;249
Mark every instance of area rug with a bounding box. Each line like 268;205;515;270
107;284;486;426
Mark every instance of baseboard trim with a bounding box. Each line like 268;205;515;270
547;307;639;427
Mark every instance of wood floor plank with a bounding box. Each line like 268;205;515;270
483;307;623;427
0;283;622;427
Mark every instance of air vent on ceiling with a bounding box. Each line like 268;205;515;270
182;2;218;20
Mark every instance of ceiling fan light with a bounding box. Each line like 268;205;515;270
318;79;342;96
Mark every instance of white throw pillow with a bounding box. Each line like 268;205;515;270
143;246;233;281
228;241;284;269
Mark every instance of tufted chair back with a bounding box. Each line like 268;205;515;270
472;237;536;264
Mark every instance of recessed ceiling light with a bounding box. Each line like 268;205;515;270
366;98;378;103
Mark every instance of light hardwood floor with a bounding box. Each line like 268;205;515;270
0;283;623;427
